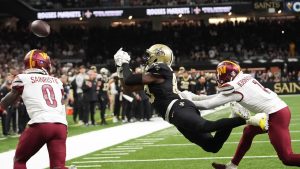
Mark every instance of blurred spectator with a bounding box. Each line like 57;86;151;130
178;70;192;91
289;41;296;57
112;76;122;123
82;70;98;126
97;68;110;125
195;76;206;95
205;73;217;95
189;69;198;94
70;65;86;124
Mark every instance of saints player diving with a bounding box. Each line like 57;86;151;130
114;44;267;153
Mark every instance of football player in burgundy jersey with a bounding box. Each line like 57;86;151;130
180;61;300;168
0;50;69;169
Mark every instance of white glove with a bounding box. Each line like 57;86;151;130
114;48;131;67
179;90;193;100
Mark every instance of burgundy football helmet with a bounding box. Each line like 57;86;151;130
24;49;51;73
216;60;241;85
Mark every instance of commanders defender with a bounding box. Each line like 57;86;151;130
114;44;267;153
180;60;300;168
0;50;69;169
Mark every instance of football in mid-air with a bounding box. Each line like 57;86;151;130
30;20;50;37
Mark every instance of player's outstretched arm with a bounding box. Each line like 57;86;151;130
192;93;242;110
120;63;164;93
179;90;217;101
0;89;20;110
114;48;164;92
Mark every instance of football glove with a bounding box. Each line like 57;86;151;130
114;48;131;67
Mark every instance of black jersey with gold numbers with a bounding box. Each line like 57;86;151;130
144;63;181;118
178;77;191;91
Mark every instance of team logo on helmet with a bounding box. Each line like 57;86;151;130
216;60;240;85
24;49;51;73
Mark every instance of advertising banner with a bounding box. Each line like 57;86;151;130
284;0;300;13
262;81;300;95
36;3;252;20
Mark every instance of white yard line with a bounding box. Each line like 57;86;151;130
136;138;165;141
72;155;278;164
0;105;231;169
102;150;136;153
0;117;171;169
230;130;300;135
111;147;143;150
125;142;154;145
128;139;300;147
76;164;102;168
93;153;129;156
83;157;120;160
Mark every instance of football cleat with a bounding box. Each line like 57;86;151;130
212;162;226;169
247;113;269;131
212;162;237;169
229;102;250;120
68;165;77;169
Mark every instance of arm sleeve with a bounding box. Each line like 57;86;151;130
192;92;242;110
122;63;143;85
12;76;24;94
191;93;218;101
217;83;235;94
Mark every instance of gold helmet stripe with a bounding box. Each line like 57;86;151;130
29;50;35;69
41;52;48;59
223;60;241;71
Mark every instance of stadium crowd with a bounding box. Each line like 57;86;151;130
1;18;300;136
23;0;245;9
1;19;299;68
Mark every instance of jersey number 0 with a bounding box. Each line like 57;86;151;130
42;84;58;108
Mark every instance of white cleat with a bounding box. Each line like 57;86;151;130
68;165;77;169
230;102;250;120
112;116;118;123
247;113;269;131
212;161;238;169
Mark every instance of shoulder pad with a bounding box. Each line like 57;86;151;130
147;63;172;77
218;83;235;94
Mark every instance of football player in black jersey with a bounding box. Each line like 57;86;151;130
114;44;267;153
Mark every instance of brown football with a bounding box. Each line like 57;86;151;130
30;20;50;37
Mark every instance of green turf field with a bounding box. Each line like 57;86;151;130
66;95;300;169
0;110;119;153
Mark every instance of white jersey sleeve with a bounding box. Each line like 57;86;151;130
17;73;67;125
228;73;287;114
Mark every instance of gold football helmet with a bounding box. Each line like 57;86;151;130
145;44;174;66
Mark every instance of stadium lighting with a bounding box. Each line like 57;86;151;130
228;12;232;16
128;15;133;20
178;14;183;18
282;30;285;34
79;17;83;21
278;10;282;14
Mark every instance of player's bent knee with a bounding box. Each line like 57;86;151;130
202;145;222;153
243;126;254;136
